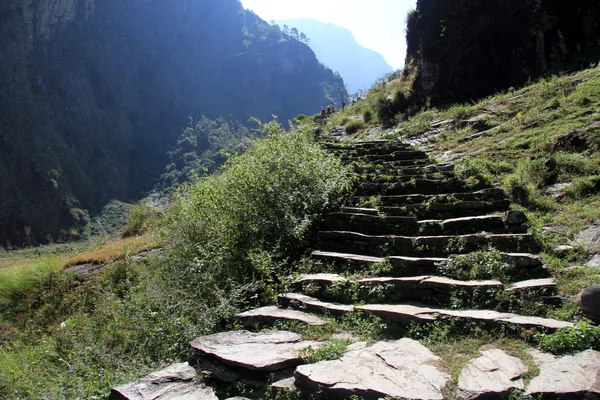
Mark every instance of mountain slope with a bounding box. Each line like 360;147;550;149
276;18;393;94
0;0;345;246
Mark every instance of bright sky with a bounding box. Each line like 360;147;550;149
239;0;417;70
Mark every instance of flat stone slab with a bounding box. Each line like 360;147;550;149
293;273;347;284
235;306;328;326
357;303;573;330
585;254;600;267
422;276;503;290
311;250;384;264
295;338;450;400
575;222;600;251
278;293;354;315
526;349;600;398
457;349;527;400
506;278;556;292
190;331;321;372
110;363;217;400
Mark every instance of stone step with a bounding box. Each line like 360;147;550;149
329;143;414;156
353;162;455;175
417;215;527;235
318;231;539;257
357;303;573;331
110;363;218;400
506;278;557;294
311;251;545;277
358;171;457;183
380;200;511;219
292;273;504;305
322;140;396;150
190;330;322;375
295;339;450;400
340;207;380;216
356;179;472;196
346;158;431;168
235;306;328;327
367;188;506;206
340;150;428;163
323;213;418;235
278;293;354;316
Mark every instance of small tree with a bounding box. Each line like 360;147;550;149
290;27;299;39
282;24;290;35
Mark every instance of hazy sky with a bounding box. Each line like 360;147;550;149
239;0;417;70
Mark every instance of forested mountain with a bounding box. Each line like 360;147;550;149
276;19;394;94
0;0;346;246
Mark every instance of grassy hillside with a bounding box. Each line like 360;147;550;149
1;67;599;398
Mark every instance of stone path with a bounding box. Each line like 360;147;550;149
113;139;600;399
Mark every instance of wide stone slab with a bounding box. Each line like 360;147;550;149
457;349;527;400
294;338;450;400
190;331;321;372
506;278;556;292
235;306;327;326
357;303;573;330
311;250;384;265
575;222;600;251
110;363;217;400
293;273;347;285
278;293;354;315
526;349;600;398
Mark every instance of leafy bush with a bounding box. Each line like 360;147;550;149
539;320;600;354
345;120;367;134
438;248;513;281
503;173;537;205
363;110;373;123
169;119;351;284
377;90;409;126
122;203;163;238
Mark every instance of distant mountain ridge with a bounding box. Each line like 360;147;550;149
276;19;394;94
0;0;346;246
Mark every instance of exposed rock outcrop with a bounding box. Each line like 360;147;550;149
403;0;600;105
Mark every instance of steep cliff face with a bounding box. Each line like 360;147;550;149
0;0;344;246
403;0;600;104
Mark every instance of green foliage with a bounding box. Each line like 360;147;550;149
363;109;373;123
160;116;257;188
453;157;493;189
91;200;132;237
377;90;409;127
438;248;513;281
345;120;367;134
538;320;600;354
169;119;351;283
301;339;350;363
122;203;163;238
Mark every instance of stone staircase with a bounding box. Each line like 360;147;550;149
111;140;600;400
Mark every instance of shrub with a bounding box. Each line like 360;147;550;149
345;120;366;134
363;110;373;123
539;320;600;354
122;203;163;237
503;173;536;205
169;119;351;283
377;90;409;126
438;248;513;281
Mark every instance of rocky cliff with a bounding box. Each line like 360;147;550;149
0;0;345;246
403;0;600;104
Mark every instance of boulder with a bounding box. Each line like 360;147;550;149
457;348;527;400
190;330;321;372
294;338;450;400
578;285;600;323
110;363;217;400
553;129;588;153
504;210;527;226
585;254;600;267
575;222;600;251
526;349;600;398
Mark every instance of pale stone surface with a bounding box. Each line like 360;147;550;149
311;250;384;264
422;276;503;289
356;304;439;324
526;349;600;398
507;278;556;292
457;349;527;400
578;285;600;323
190;331;321;372
294;273;347;284
235;306;327;326
504;210;527;225
585;254;600;267
295;338;450;400
575;222;600;251
271;377;296;391
110;363;217;400
278;293;354;314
